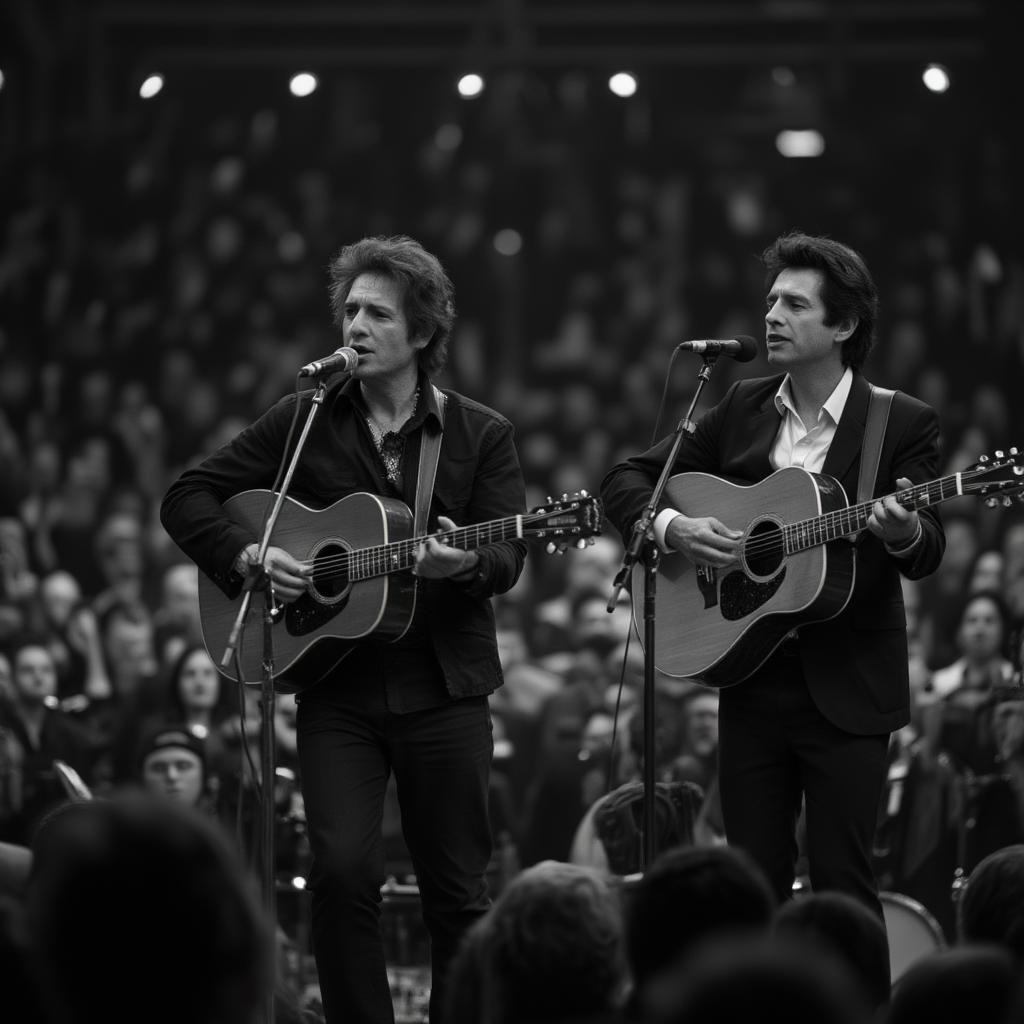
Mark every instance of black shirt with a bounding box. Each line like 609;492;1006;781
160;373;528;707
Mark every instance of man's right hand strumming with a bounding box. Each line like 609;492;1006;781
233;543;312;602
664;514;742;568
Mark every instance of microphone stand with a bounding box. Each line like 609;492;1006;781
219;375;334;1024
606;353;721;870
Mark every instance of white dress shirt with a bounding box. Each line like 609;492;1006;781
652;368;854;548
769;366;853;473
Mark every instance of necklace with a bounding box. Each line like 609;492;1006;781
365;386;420;486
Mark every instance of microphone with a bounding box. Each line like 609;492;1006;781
298;347;359;377
678;335;758;362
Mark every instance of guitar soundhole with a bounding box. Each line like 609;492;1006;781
283;541;353;638
309;542;351;603
743;519;785;578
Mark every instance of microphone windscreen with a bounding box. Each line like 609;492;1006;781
734;335;758;363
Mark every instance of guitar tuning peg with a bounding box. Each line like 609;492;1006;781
978;454;990;463
1010;446;1019;456
587;537;596;546
580;489;589;497
986;497;999;508
1004;496;1015;507
995;450;1005;459
545;542;556;554
576;539;587;549
561;493;569;501
545;496;553;504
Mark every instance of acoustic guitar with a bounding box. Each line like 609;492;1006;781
632;449;1024;687
200;488;603;690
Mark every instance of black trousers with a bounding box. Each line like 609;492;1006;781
296;690;494;1024
717;648;891;921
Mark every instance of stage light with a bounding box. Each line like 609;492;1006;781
457;73;485;98
775;129;825;158
493;229;522;256
608;72;637;98
922;63;951;94
139;74;164;100
289;72;318;98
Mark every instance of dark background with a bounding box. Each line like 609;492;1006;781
1;0;1020;543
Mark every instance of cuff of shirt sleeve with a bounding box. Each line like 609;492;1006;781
653;508;681;553
885;519;923;558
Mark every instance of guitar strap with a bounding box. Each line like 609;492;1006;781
413;385;447;536
857;384;896;504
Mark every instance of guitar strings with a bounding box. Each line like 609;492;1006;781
295;468;1004;584
716;461;1016;561
730;475;959;560
302;509;589;581
299;480;908;583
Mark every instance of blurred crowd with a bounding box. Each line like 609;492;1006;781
1;66;1024;1023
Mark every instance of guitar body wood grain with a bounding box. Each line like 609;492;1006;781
199;490;417;690
633;467;855;687
196;488;604;692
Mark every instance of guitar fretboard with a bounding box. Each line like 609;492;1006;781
783;473;963;554
348;517;525;581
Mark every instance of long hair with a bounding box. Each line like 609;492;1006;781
327;234;455;375
164;643;238;726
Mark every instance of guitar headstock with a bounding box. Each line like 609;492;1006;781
964;448;1024;507
527;491;605;554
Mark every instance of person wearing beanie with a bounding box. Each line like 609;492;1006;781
137;724;207;808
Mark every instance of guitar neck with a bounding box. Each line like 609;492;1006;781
353;516;524;580
785;472;964;554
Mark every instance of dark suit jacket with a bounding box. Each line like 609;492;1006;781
160;375;528;700
600;371;945;735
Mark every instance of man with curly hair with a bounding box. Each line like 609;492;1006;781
161;235;528;1023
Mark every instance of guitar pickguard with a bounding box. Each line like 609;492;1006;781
285;591;351;636
696;565;719;609
719;568;786;620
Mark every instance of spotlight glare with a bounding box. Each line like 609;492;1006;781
922;63;951;94
457;73;485;98
608;72;637;98
289;72;318;98
139;74;164;100
775;129;825;158
493;229;523;256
